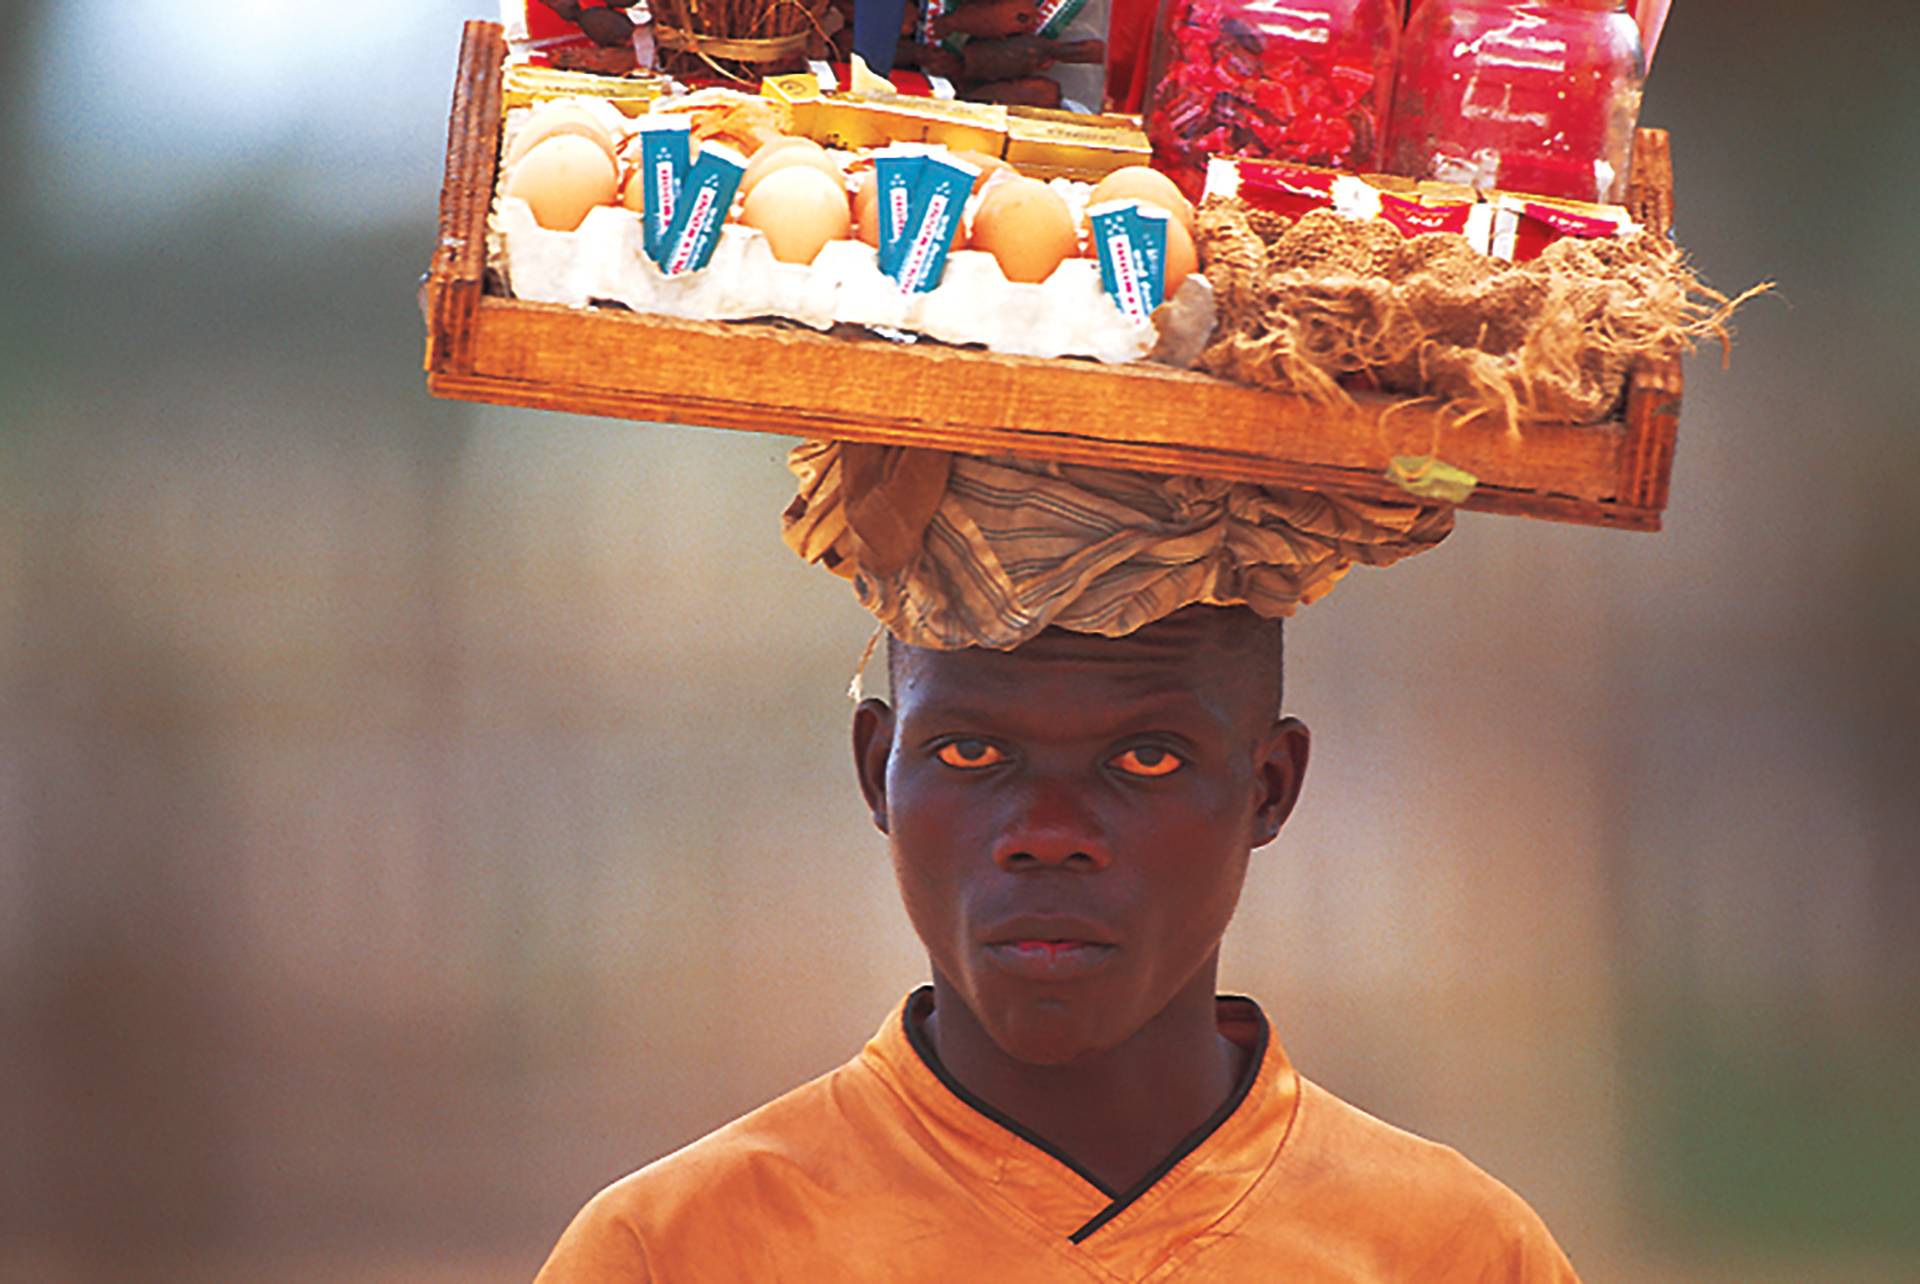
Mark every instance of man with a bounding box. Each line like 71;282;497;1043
535;603;1578;1281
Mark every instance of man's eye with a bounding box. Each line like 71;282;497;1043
1111;746;1183;778
936;739;1006;769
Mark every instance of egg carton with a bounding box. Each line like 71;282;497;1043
489;95;1212;366
492;198;1214;365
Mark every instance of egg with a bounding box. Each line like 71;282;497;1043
852;172;882;248
741;164;852;265
505;101;617;169
506;134;619;232
1087;166;1196;235
949;149;1017;193
969;177;1077;284
741;136;844;199
1163;214;1198;297
618;165;646;217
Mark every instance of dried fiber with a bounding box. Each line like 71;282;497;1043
1198;202;1756;431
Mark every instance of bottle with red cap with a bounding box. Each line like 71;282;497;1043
1386;0;1646;203
1142;0;1401;200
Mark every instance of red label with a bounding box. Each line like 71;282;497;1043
1520;200;1625;240
1504;200;1627;261
1236;163;1337;219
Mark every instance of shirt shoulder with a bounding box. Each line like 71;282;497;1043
533;1057;895;1283
1250;1076;1579;1282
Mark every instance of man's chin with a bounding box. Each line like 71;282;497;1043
981;998;1119;1068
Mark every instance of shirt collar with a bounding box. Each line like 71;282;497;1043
858;988;1303;1275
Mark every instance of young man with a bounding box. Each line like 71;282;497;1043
534;604;1579;1281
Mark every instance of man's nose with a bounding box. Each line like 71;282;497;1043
991;775;1113;872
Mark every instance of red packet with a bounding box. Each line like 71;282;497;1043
1490;194;1637;261
1205;158;1340;219
1377;191;1473;237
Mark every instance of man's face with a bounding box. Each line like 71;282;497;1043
853;608;1309;1066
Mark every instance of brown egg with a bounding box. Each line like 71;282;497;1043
740;136;844;199
505;101;617;169
852;172;881;248
506;134;618;232
619;165;646;217
949;149;1016;193
1163;213;1198;297
741;164;852;265
1087;166;1196;235
970;177;1076;284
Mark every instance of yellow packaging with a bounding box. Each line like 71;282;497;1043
1004;109;1151;182
760;73;826;136
807;94;1008;156
503;64;670;116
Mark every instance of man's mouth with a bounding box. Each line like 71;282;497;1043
1004;939;1097;957
982;938;1118;980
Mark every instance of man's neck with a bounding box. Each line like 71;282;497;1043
918;972;1253;1197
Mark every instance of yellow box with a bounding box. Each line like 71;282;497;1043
502;64;670;116
807;94;1008;155
760;72;826;135
1004;109;1152;181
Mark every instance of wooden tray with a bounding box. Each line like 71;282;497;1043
424;19;1684;532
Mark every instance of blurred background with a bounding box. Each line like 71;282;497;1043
2;1;1915;1280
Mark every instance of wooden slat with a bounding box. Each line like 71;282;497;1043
424;20;506;376
1616;128;1683;526
422;21;1684;532
451;300;1630;503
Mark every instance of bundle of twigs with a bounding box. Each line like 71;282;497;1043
652;0;832;78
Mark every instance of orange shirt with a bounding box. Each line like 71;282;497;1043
536;992;1579;1282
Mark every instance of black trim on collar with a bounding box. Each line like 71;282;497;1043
902;988;1120;1198
899;987;1271;1245
1067;1000;1266;1244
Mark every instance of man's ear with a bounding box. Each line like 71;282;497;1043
852;697;895;833
1252;716;1310;848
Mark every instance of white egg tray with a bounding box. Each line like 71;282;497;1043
490;198;1214;366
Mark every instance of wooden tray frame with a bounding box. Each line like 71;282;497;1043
425;20;1684;531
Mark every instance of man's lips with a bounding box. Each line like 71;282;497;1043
979;917;1119;980
1002;940;1094;957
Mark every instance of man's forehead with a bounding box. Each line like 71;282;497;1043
892;607;1279;704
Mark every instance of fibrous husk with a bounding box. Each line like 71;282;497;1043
1198;202;1759;432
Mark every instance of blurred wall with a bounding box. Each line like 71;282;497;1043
2;2;1916;1280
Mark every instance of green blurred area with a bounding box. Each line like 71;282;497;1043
2;2;1917;1281
1628;991;1920;1266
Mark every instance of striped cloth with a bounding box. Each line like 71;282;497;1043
783;441;1455;651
